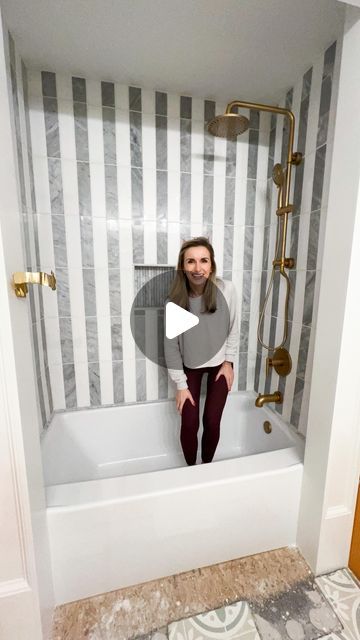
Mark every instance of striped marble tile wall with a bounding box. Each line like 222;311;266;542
6;32;53;430
8;32;340;435
24;70;271;416
254;40;341;434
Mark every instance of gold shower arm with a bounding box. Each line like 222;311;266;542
13;271;57;298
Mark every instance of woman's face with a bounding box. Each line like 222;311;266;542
183;245;212;289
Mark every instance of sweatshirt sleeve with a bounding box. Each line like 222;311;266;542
164;331;188;391
224;282;239;363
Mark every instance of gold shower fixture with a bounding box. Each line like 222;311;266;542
13;271;57;298
207;99;303;407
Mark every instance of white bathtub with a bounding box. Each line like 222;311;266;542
42;391;304;605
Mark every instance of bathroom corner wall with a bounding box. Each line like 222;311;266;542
6;33;53;430
254;40;341;435
24;72;271;414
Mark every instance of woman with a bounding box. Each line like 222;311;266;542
164;237;239;465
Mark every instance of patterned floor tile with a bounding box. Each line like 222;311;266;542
316;570;360;604
316;569;360;640
249;578;343;640
168;601;258;640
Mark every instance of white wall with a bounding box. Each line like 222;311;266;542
297;4;360;574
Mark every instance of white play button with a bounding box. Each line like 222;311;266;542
165;302;199;339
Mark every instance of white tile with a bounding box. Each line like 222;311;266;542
141;89;155;115
58;99;77;161
96;309;112;361
88;105;105;164
67;269;86;318
114;84;129;110
99;360;114;405
305;54;323;157
142;113;156;170
191;98;204;122
167;94;180;119
143;167;157;220
29;95;47;158
115;109;131;167
32;156;51;214
292;74;303;153
191;171;203;227
235;126;250;181
73;360;90;408
292;269;306;326
167;171;181;221
296;213;311;271
62;159;80;215
144;219;157;265
249;270;262;355
26;69;42;98
55;74;73;102
90;162;106;217
167;221;181;266
298;379;311;436
92;217;108;268
71;315;88;364
145;316;159;401
121;336;137;403
85;80;102;107
37;213;54;268
213;134;227;178
45;317;63;366
94;268;111;319
191;120;204;174
117;165;132;219
48;363;66;410
300;150;316;216
167;118;181;173
119;221;134;274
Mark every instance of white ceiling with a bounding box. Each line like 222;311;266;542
2;0;346;103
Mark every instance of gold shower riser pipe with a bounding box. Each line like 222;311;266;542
226;100;296;266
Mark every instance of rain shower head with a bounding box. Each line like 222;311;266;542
207;113;250;140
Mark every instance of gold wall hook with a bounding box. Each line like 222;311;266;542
12;271;57;298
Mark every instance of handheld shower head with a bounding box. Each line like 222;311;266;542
207;113;250;140
272;163;284;187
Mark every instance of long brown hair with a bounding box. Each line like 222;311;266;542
168;237;218;312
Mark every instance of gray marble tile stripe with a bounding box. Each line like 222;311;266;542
157;308;168;398
72;76;100;406
204;100;215;175
41;72;77;408
290;46;335;427
276;65;312;419
9;45;50;424
156;94;168;265
101;84;124;403
223;134;237;278
242;115;260;391
129;88;146;399
88;363;101;406
268;90;292;390
129;88;144;268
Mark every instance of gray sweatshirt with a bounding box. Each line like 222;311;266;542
164;278;239;390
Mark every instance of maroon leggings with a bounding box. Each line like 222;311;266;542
180;364;230;465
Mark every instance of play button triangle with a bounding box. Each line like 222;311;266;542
165;302;199;339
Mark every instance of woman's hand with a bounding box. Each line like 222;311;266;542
176;389;196;415
215;361;234;391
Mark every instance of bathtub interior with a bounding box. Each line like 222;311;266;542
42;391;304;487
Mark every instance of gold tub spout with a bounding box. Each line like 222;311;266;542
255;391;282;408
13;271;57;298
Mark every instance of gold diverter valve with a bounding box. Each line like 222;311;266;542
12;271;57;298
